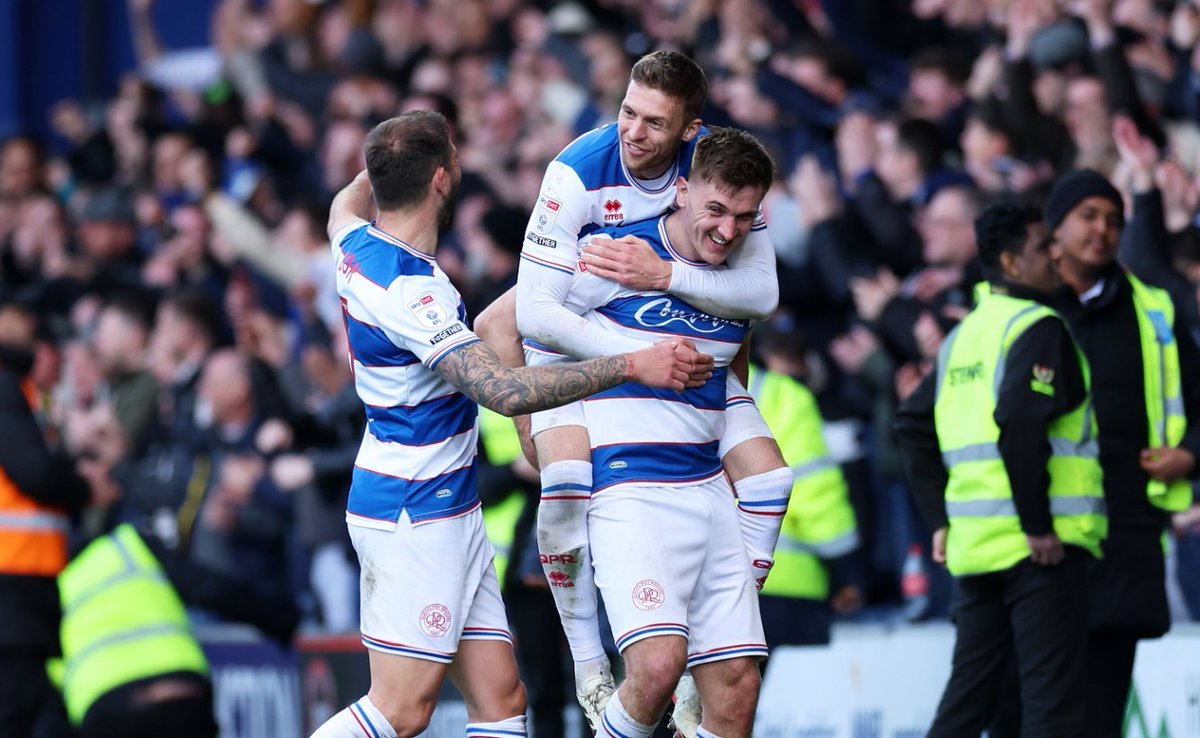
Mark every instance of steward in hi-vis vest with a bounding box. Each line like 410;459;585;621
478;407;527;588
1046;167;1200;737
897;202;1104;737
48;515;300;738
748;365;860;648
52;524;215;737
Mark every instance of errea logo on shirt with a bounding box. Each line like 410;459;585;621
603;199;623;223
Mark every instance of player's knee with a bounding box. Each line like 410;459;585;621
502;679;528;720
706;659;761;728
373;691;437;738
725;437;788;481
628;646;687;700
730;659;762;699
469;677;527;723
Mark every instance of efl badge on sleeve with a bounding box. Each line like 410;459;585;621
535;198;561;234
408;293;447;328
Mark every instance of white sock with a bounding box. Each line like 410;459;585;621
734;468;793;587
536;460;605;663
696;727;725;738
466;714;527;738
310;696;397;738
600;689;657;738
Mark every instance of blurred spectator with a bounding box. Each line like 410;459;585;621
188;349;295;609
870;185;982;364
146;289;222;442
268;328;362;633
906;47;971;142
91;295;160;454
72;187;146;300
462;204;525;318
0;137;44;200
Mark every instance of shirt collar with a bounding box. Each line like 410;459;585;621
1079;277;1106;304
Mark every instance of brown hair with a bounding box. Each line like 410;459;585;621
690;127;775;194
364;111;453;211
630;51;708;122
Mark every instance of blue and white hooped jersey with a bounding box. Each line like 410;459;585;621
519;122;703;277
568;216;750;493
332;220;481;530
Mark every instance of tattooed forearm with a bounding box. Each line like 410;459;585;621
435;341;629;416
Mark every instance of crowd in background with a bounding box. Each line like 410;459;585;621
3;0;1200;662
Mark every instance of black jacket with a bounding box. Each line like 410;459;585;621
0;348;90;654
896;282;1089;545
1054;264;1200;636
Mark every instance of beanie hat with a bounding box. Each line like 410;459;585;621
1044;169;1123;232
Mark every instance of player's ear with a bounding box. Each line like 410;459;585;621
432;165;449;196
682;119;702;142
674;176;689;209
999;248;1019;281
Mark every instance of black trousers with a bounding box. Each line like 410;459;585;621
927;548;1089;738
759;595;832;649
0;650;56;738
507;584;573;738
79;672;217;738
1080;634;1138;738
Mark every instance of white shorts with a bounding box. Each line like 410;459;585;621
348;508;512;664
718;372;773;458
588;477;768;668
525;345;587;437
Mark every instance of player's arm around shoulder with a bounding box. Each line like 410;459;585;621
580;214;779;321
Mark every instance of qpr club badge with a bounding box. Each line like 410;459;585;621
419;603;452;638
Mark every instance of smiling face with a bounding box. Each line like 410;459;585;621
617;81;700;180
1054;195;1122;280
674;175;765;265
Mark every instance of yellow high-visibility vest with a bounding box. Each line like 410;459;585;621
934;286;1107;576
751;367;858;601
55;524;208;725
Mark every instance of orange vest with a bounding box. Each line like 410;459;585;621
0;378;69;576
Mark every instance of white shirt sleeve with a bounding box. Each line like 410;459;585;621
330;218;369;251
516;162;652;358
515;258;650;358
666;214;779;321
375;275;480;368
518;161;588;272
